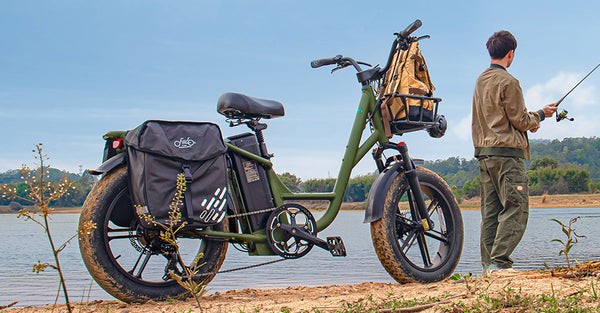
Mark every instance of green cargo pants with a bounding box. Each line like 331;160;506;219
479;156;529;269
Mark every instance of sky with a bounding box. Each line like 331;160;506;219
1;1;599;180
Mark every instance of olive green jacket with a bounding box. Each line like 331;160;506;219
472;64;544;160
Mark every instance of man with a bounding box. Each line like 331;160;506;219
472;30;558;275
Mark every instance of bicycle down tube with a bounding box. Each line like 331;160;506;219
220;85;388;235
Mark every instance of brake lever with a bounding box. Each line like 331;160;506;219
331;64;349;73
396;35;431;51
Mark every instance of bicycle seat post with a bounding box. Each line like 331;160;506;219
245;119;273;159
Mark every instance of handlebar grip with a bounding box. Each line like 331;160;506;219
311;55;341;68
398;19;422;38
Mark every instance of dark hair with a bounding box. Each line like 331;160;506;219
486;30;517;59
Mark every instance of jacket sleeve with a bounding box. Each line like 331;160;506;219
502;79;541;132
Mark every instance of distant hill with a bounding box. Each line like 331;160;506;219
424;137;600;188
0;168;96;207
530;137;600;181
0;168;83;184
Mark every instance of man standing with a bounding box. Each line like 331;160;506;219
472;30;558;274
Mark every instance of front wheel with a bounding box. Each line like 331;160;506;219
371;167;463;283
78;166;229;303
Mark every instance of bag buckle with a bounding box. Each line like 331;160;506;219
182;164;193;183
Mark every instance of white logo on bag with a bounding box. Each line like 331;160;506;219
174;137;196;149
199;187;228;223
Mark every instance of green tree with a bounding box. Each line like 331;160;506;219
529;157;559;171
277;172;302;192
344;175;376;202
303;178;336;193
461;176;480;199
528;157;590;195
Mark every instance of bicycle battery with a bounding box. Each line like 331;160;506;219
227;133;274;232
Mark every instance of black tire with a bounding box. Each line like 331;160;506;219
78;166;228;303
371;167;463;283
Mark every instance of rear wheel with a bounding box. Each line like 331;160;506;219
371;167;463;283
79;166;229;303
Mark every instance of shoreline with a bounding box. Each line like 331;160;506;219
2;193;600;214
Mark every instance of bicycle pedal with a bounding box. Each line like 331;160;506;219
326;236;346;257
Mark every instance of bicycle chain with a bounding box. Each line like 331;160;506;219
193;258;286;278
226;206;277;219
188;206;286;277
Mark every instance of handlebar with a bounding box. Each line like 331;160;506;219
398;19;422;38
311;19;424;83
311;55;342;68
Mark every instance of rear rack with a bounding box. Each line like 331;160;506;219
380;94;442;135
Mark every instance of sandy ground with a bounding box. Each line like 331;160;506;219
4;266;600;313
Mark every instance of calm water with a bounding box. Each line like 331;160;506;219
1;208;600;307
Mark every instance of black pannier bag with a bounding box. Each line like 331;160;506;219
125;120;229;228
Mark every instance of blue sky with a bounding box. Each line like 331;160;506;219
1;1;599;180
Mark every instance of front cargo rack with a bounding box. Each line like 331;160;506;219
379;93;442;135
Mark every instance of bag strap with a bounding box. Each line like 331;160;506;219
182;164;195;221
387;49;407;98
380;97;393;138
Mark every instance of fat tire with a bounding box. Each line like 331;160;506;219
371;167;463;283
78;166;228;303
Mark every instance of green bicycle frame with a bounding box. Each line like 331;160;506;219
196;86;390;252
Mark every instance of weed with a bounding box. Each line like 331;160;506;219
551;216;586;270
0;144;96;313
590;280;598;300
137;173;207;312
449;272;490;295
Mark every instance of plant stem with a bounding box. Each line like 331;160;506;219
38;151;72;313
43;212;72;313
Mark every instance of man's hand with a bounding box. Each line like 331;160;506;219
542;102;559;118
530;125;540;133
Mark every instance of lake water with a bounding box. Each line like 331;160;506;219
2;208;600;307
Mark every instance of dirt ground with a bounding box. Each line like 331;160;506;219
5;265;600;313
459;192;600;210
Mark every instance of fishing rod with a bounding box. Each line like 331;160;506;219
555;63;600;122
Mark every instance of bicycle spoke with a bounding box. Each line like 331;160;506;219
427;199;439;217
108;234;139;241
436;205;447;233
129;248;152;279
400;229;418;252
416;233;432;267
107;227;138;241
134;252;152;279
424;229;448;243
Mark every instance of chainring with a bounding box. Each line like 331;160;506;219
265;204;317;259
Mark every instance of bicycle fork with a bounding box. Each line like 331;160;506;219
375;142;434;231
396;142;434;231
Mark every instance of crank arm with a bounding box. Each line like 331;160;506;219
278;224;328;250
277;224;346;256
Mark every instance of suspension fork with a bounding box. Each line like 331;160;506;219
374;142;434;231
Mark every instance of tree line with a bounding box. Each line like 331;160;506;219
281;137;600;203
1;137;598;207
0;169;97;208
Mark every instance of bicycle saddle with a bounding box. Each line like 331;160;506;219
217;92;285;119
